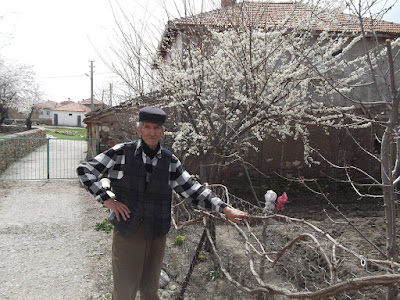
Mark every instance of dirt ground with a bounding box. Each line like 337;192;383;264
165;193;394;300
0;180;113;300
0;179;397;299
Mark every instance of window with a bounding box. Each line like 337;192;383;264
69;113;72;116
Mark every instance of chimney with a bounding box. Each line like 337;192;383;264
221;0;236;8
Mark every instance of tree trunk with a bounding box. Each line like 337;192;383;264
381;40;399;300
199;152;217;252
380;113;399;300
199;159;208;183
26;107;34;130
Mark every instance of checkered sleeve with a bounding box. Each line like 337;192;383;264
77;143;125;204
169;155;227;213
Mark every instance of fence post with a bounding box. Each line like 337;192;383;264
47;138;50;179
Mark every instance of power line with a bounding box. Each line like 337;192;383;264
36;74;87;79
89;60;94;110
36;72;116;80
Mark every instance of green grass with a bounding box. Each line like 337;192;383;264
36;125;87;139
95;219;113;233
47;132;82;139
0;125;87;139
175;235;187;246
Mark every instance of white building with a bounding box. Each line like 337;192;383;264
34;100;58;125
52;102;91;127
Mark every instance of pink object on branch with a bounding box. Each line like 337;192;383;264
275;192;288;211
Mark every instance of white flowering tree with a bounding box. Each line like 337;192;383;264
0;58;42;127
153;4;374;183
107;0;400;298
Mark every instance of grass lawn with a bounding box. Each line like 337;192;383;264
36;125;87;139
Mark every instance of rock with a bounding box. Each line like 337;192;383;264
159;269;170;289
161;290;175;300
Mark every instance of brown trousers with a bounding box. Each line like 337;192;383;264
112;225;167;300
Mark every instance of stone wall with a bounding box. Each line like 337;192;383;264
0;128;47;174
0;125;26;134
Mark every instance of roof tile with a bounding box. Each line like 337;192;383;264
53;103;91;113
170;1;400;34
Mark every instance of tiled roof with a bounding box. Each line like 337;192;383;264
169;1;400;35
84;93;162;121
53;103;91;113
59;100;75;106
81;98;103;105
34;100;59;109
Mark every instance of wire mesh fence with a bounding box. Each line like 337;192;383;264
166;184;398;299
0;137;97;180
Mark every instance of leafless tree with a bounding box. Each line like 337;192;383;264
280;1;400;298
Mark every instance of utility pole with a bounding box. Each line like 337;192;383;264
109;83;113;106
89;60;94;111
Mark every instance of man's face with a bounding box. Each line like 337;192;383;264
136;122;165;149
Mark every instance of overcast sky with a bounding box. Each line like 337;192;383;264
1;0;400;104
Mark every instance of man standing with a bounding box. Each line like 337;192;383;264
77;106;248;300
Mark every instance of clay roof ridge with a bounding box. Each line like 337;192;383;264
53;102;91;113
168;1;400;34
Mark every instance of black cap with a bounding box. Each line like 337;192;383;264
139;107;166;125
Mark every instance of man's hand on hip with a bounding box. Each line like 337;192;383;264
104;199;131;222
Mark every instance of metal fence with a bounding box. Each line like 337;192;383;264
0;137;97;180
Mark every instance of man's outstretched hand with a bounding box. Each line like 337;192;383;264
223;206;249;224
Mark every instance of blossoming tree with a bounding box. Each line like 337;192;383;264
107;0;400;298
0;59;42;127
152;2;377;183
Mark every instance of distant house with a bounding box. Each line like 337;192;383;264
52;102;91;127
34;99;108;127
59;100;75;106
34;100;59;125
81;98;107;111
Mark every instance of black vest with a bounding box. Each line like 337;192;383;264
109;141;173;239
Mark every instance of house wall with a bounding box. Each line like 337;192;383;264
165;34;183;63
85;30;397;183
85;109;138;152
82;103;104;111
337;37;399;107
52;111;87;127
39;108;52;120
171;29;399;109
84;105;380;184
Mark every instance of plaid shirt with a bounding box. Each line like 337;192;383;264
77;139;227;213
